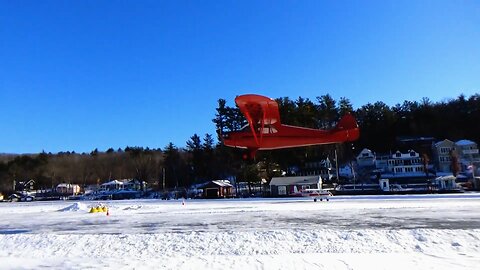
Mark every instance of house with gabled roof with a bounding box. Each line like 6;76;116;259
356;148;376;168
199;180;234;198
56;183;81;195
455;139;480;175
432;139;455;173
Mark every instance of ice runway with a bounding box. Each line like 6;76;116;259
1;194;480;269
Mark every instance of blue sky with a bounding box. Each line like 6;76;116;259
1;0;479;154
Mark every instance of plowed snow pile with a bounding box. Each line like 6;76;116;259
1;194;480;269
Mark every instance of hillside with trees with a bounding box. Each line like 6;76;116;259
0;93;479;194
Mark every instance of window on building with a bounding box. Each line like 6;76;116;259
440;147;452;154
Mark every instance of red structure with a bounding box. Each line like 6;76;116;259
222;94;360;158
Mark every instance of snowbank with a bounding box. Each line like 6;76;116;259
1;229;479;269
1;194;480;269
57;202;89;212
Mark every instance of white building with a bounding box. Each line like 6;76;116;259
101;180;124;191
356;148;376;168
56;183;81;195
270;175;322;196
376;150;429;177
455;140;480;175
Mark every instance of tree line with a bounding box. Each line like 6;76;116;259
1;93;479;194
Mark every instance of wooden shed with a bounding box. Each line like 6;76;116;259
200;180;234;198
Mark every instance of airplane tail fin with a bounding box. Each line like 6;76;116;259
333;113;360;141
335;113;358;131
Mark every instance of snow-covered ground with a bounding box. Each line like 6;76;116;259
1;194;480;269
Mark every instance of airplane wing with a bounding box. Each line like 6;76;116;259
235;94;281;146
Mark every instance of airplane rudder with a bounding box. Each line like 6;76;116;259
337;113;358;130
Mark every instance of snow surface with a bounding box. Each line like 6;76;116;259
1;194;480;269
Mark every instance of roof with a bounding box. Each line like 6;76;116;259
200;180;233;188
434;139;454;147
397;136;436;143
456;140;476;146
212;180;233;187
270;175;321;186
101;180;124;186
57;183;80;188
358;148;373;154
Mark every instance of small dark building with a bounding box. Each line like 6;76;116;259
200;180;234;198
15;179;35;192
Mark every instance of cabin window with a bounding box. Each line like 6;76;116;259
278;186;286;195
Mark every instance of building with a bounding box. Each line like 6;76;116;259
200;180;234;198
433;175;458;190
455;140;480;175
56;183;81;195
378;150;428;176
269;175;322;196
396;136;435;156
356;148;376;168
431;139;480;176
100;180;124;191
432;139;455;173
14;179;35;192
302;158;334;181
122;179;146;191
374;154;389;173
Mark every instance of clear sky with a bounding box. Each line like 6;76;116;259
1;0;479;154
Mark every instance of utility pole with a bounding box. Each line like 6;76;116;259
351;161;356;190
162;167;166;191
335;148;340;182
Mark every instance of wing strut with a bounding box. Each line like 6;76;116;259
260;103;267;143
243;109;260;146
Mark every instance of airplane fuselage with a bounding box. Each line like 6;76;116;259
223;124;360;150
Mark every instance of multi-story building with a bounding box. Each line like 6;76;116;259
431;139;480;176
382;150;427;176
455;140;480;175
432;139;455;173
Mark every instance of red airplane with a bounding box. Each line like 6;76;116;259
221;94;360;159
